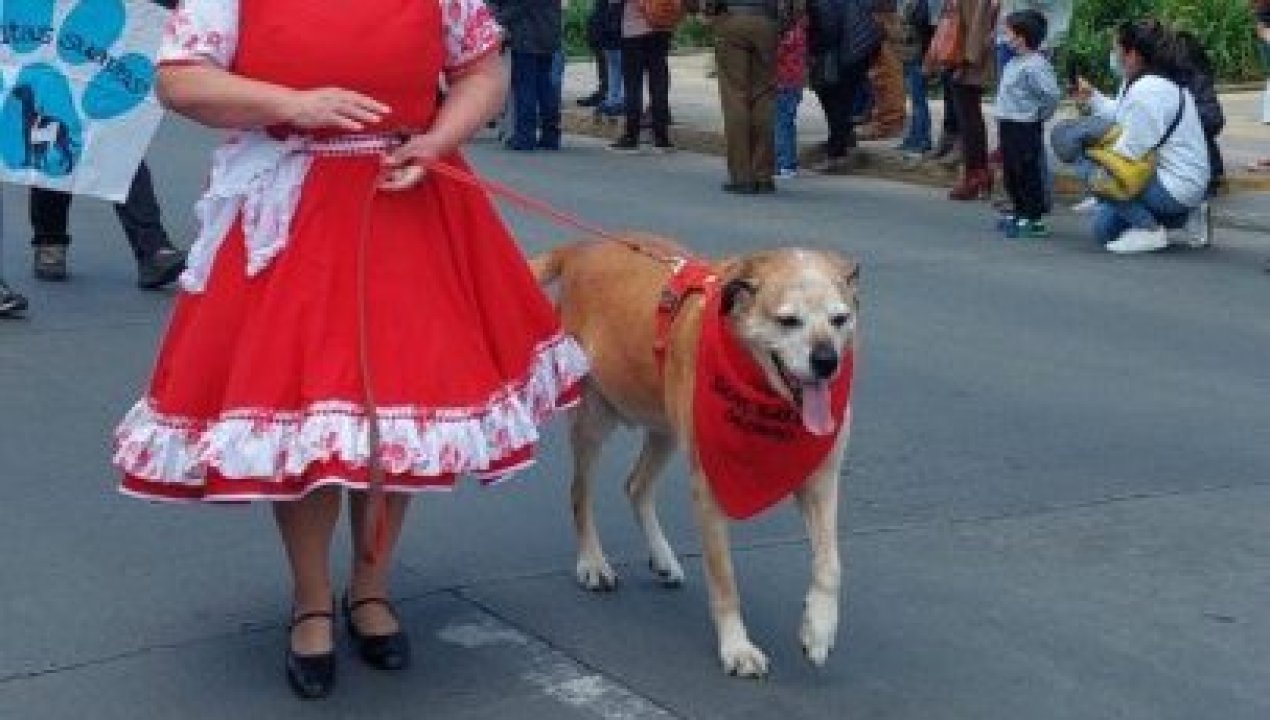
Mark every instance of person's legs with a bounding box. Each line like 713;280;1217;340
953;83;987;171
1013;122;1047;221
274;488;343;655
619;36;645;143
774;87;801;172
603;48;624;112
748;16;779;185
538;51;563;149
114;162;172;259
999;121;1024;213
646;32;673;145
347;493;412;633
900;59;931;151
864;11;905;135
508;51;540;150
29;187;72;281
715;15;753;184
1097;176;1187;249
1092;201;1133;245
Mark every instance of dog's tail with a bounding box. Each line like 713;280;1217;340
527;245;569;287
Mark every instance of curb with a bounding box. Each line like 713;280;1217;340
561;107;1270;234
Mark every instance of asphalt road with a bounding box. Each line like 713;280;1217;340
1;118;1268;719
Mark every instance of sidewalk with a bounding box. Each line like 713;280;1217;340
560;52;1270;233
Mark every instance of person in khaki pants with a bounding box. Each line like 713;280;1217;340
712;0;781;193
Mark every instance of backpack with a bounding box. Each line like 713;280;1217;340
639;0;686;30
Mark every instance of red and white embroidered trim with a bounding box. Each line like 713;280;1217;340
113;334;587;490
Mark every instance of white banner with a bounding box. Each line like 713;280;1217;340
0;0;167;202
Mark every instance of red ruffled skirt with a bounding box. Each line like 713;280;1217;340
114;153;585;502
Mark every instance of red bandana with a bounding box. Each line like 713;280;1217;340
692;288;853;520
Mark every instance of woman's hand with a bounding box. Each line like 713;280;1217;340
284;88;391;132
379;133;447;191
1071;77;1094;104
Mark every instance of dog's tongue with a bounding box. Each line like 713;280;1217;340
800;381;835;436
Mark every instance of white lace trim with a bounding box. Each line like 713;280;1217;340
114;335;588;486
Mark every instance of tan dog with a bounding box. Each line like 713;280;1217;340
531;236;859;678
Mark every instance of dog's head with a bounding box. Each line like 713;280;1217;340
719;249;860;436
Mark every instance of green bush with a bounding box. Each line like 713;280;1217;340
563;0;713;58
1060;0;1263;86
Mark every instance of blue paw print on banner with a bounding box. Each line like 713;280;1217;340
0;0;156;177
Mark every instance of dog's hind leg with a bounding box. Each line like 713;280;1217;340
795;468;842;668
570;383;620;592
625;432;683;587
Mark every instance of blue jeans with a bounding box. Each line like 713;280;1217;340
774;86;802;171
603;49;624;111
510;50;562;149
901;59;930;151
1092;174;1190;245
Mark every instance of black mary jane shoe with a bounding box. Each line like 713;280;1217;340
343;595;412;671
286;610;336;700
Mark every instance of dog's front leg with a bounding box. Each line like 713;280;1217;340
690;471;769;678
795;467;842;667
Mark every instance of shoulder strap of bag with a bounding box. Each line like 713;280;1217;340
1151;84;1186;152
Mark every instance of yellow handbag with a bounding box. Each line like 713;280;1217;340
1085;126;1157;202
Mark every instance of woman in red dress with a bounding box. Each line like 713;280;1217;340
113;0;586;699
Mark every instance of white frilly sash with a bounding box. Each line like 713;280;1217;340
179;132;311;292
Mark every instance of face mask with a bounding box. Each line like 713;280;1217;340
1109;50;1124;78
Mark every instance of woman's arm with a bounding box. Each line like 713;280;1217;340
158;63;390;132
380;52;507;190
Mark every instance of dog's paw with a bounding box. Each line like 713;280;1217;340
576;556;619;592
720;639;770;679
800;594;839;667
648;553;685;588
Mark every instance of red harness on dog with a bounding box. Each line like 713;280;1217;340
654;261;854;520
653;259;718;372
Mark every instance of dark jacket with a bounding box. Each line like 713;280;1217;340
1176;67;1226;180
807;0;882;86
586;0;624;50
490;0;563;55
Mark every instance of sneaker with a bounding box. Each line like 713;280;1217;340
607;136;641;154
1105;227;1168;254
576;91;603;108
776;168;798;180
1180;202;1211;248
1012;219;1051;239
996;214;1018;233
1071;196;1098;214
137;246;187;290
0;280;28;318
33;244;68;281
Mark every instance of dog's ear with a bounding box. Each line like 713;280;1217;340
721;278;758;316
843;261;861;287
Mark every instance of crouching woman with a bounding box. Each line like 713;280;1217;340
1072;19;1210;254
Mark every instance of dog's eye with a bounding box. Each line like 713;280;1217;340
776;315;804;330
830;313;852;329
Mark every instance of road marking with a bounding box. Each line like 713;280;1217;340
437;617;675;720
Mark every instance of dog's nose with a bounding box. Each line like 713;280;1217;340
810;344;838;380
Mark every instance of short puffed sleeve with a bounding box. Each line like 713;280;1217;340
158;0;239;68
440;0;503;73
